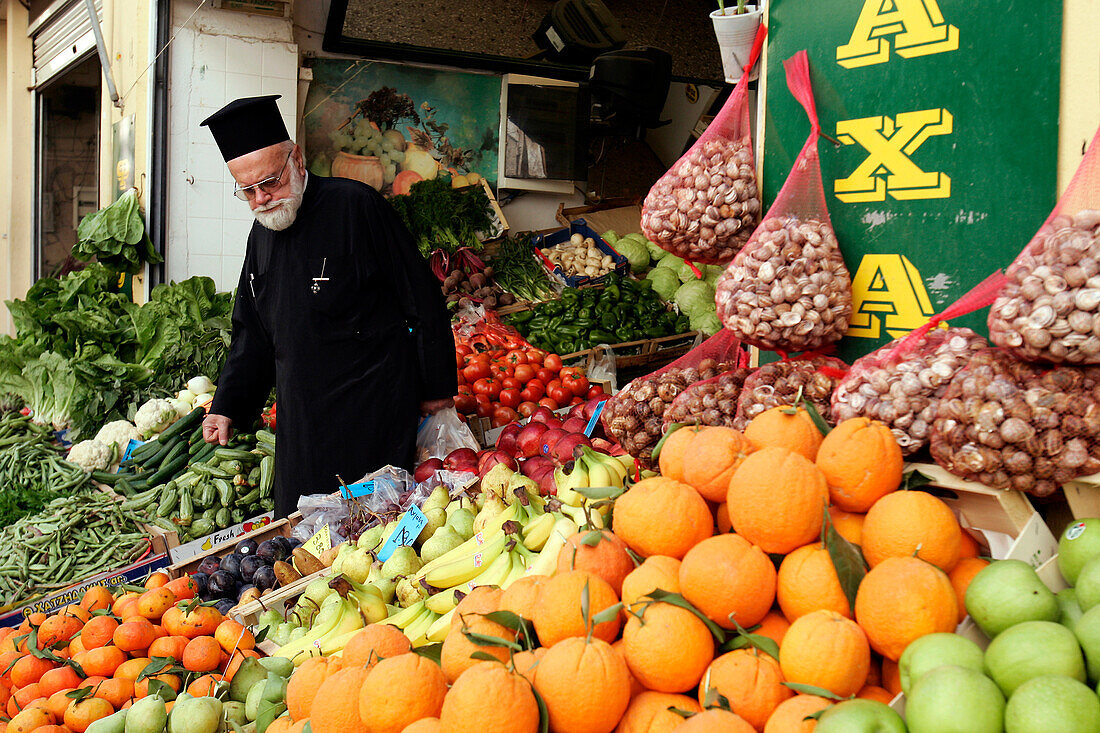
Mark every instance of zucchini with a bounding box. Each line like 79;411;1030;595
259;455;274;499
235;487;261;508
214;448;260;464
178;489;194;523
157;489;179;518
219;460;244;475
175;471;202;490
142;436;182;469
145;453;188;486
191;463;234;480
121;487;161;510
259;497;275;512
255;429;276;446
194;481;217;509
192;443;217;464
190;518;215;536
91;470;120;486
214;478;234;507
157;407;205;443
215;508;231;529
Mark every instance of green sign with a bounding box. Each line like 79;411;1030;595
761;0;1062;363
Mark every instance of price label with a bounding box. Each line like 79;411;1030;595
584;401;607;437
340;480;375;499
376;505;428;562
302;524;332;557
121;439;144;462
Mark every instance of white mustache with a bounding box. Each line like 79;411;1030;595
255;199;286;212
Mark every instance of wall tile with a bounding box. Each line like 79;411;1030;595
189;66;226;110
188;254;222;282
262;42;296;79
188;142;227;184
261;77;297;105
225;38;260;75
194;33;227;72
225;72;264;106
187;217;224;256
221;219;254;257
221;255;246;292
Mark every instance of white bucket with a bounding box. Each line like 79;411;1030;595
711;5;764;82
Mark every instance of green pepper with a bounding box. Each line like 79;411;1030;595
510;310;535;324
576;306;593;319
619;290;636;304
590;329;615;344
646;325;668;338
599;312;618;331
543;300;565;315
561;289;580;304
604;283;621;301
632;278;653;291
617;326;637;342
676;316;690;332
581;289;600;305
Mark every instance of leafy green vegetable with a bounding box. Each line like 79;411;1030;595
689;310;723;337
645;268;680;301
645;240;668;262
388;177;494;257
72;189;162;275
675;280;716;316
612;238;650;273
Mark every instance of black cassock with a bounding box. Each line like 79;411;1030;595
211;174;456;517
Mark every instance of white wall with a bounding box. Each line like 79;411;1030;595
166;1;298;291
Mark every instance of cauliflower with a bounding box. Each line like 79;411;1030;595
135;398;180;438
67;439;112;472
94;420;141;463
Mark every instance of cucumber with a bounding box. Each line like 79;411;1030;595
129;440;161;462
192;443;217;464
121;487;161;510
91;470;120;486
189;518;215;537
145;453;188;486
142;436;182;469
214;478;234;507
188;424;204;444
156;407;205;443
194;482;217;509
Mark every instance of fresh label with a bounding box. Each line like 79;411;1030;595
303;524;332;557
122;439;144;462
341;481;375;499
1067;522;1087;541
376;505;428;562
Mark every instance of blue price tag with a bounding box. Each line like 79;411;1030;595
121;439;144;462
340;481;375;499
376;505;428;562
584;400;608;437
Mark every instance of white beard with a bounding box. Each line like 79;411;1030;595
253;166;305;231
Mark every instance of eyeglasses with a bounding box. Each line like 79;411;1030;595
233;149;293;201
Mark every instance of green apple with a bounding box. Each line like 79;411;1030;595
905;665;1005;733
1005;675;1100;733
1061;588;1086;633
1075;605;1100;683
1077;557;1100;612
814;699;907;733
899;632;985;695
965;559;1059;637
1060;519;1100;586
985;620;1086;696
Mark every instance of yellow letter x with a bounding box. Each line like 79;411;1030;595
837;0;959;68
834;109;953;203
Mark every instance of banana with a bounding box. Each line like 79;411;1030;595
466;545;515;588
273;596;359;664
425;586;463;614
500;551;528;589
557;502;599;529
521;511;556;551
384;599;427;629
310;601;365;656
417;502;523;575
400;606;437;646
585;448;628;484
317;627;361;656
427;609;455;643
553;461;588;507
350;589;388;624
526;516;578;577
613;453;637;475
582;454;615;489
422;529;512;588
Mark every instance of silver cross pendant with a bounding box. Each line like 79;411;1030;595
311;257;329;294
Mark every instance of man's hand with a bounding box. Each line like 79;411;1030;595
203;413;233;446
419;397;454;416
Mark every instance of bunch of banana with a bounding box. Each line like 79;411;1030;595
382;599;440;647
271;590;364;665
554;449;635;506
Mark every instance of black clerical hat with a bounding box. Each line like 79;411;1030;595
201;95;290;162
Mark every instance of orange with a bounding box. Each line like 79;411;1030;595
144;571;170;589
10;657;56;689
948;557;990;623
861;491;962;572
532;637;631;733
9;683;43;717
163;576;198;601
440;616;515;685
451;587;504;629
187;673;224;697
438;662;540;733
827;507;865;546
857;685;895;704
78;587;113;614
78;616;118;651
214;619;255;654
763;694;832;733
754;610;791;648
612;478;714;560
622;603;714;693
716;504;732;534
400;720;440;733
92;678;133;710
621;556;681;611
816;417;903;512
136;588;176;621
612;640;645;700
726;447;829;554
358;653;448;733
110;594;139;620
148;635;189;662
957;530;982;559
112;621;154;653
854;557;958;661
310;666;371;733
499;576;546;622
133;674;180;699
222;649;261;681
45;689;75;720
113;657;152;683
532;570;621;647
0;650;21;683
7;707;55;733
698;649;792;731
778;610;870;698
657;425;708;482
777;544;851;622
511;648;545;683
881;658;901;696
680;427;753;502
555;530;636;596
37;616;83;650
671;709;755;732
617;691;702;733
36;667;81;699
81;647;126;679
743;406;824;460
28;725;69;733
165;605;222;639
341;625;412;670
63;697;114;733
287;657;338;722
679;534;775;630
182;636;222;673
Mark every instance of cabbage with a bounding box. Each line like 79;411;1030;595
645;268;680;301
657;254;685;271
690;309;723;336
646;240;668;262
601;230;620;245
677;260;706;283
674;280;716;316
703;265;724;286
613;238;650;273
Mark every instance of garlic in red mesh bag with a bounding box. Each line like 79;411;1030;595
930;349;1100;497
716;51;852;353
733;356;848;429
602;331;748;466
640;27;765;266
663;367;755;428
989;126;1100;363
832;328;988;455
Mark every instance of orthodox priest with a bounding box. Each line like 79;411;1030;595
200;95;456;517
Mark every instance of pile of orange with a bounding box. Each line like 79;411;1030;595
0;571;258;733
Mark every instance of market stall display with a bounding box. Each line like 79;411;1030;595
0;411;92;527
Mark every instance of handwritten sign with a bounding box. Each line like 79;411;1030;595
302;524;332;558
340;481;375;500
376;505;428;562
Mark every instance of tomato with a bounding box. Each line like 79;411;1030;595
473;352;492;364
536;368;556;383
546;379;563;393
490;363;514;379
544;353;564;372
476;400;495;418
505;350;529;366
520;382;544;402
463;362;490;382
526;348;547;365
547;384;571;405
473;377;502;400
562;373;589;397
538;397;560;411
454;392;477;414
491;406;519;427
498;388;522;409
457;368;466;386
514;364;536;383
570;396;584;405
456;352;466;369
587;385;606;399
517;401;539;417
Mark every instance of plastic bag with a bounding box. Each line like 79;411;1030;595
989;125;1100;363
586;344;618;393
733;355;849;429
640;25;766;266
664;366;755;428
601;329;750;465
716;51;853;353
292;493;350;545
415;407;481;463
930;348;1100;496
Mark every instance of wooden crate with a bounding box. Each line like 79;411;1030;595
1062;473;1100;519
908;463;1039;539
563;331;700;371
230;567;331;628
167;518;296;579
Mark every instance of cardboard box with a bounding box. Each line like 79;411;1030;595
168;516;293;578
166;513;276;564
556;203;642;237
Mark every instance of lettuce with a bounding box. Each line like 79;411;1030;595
645;268;681;301
613;238;650;273
674;280;717;316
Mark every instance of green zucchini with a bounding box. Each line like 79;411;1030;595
157;489;179;518
145;453;188;486
194;481;217;509
91;470;120;485
178;489;194;522
214;478;234;507
121;487;161;510
189;518;215;537
214;448;260;464
157;407;205;443
259;456;274;499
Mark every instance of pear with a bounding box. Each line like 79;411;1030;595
87;710;127;733
341;547;373;585
258;657;295;679
421;484;451;514
357;523;386;552
328;543;354;574
169;695;222;733
421;525;465;563
255;702;287;733
229;657;269;704
222;702;249;727
381;545;423;579
269;623;294;647
475;489;487;511
505;474;538;506
473;496;507;535
301;576;334;608
446;507;475;541
125;696;166;733
245;679;266;721
396;575;429;607
417;507;448;544
481;463;514;502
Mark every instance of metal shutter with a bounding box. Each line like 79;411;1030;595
30;0;103;87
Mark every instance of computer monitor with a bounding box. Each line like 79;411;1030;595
498;74;588;194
